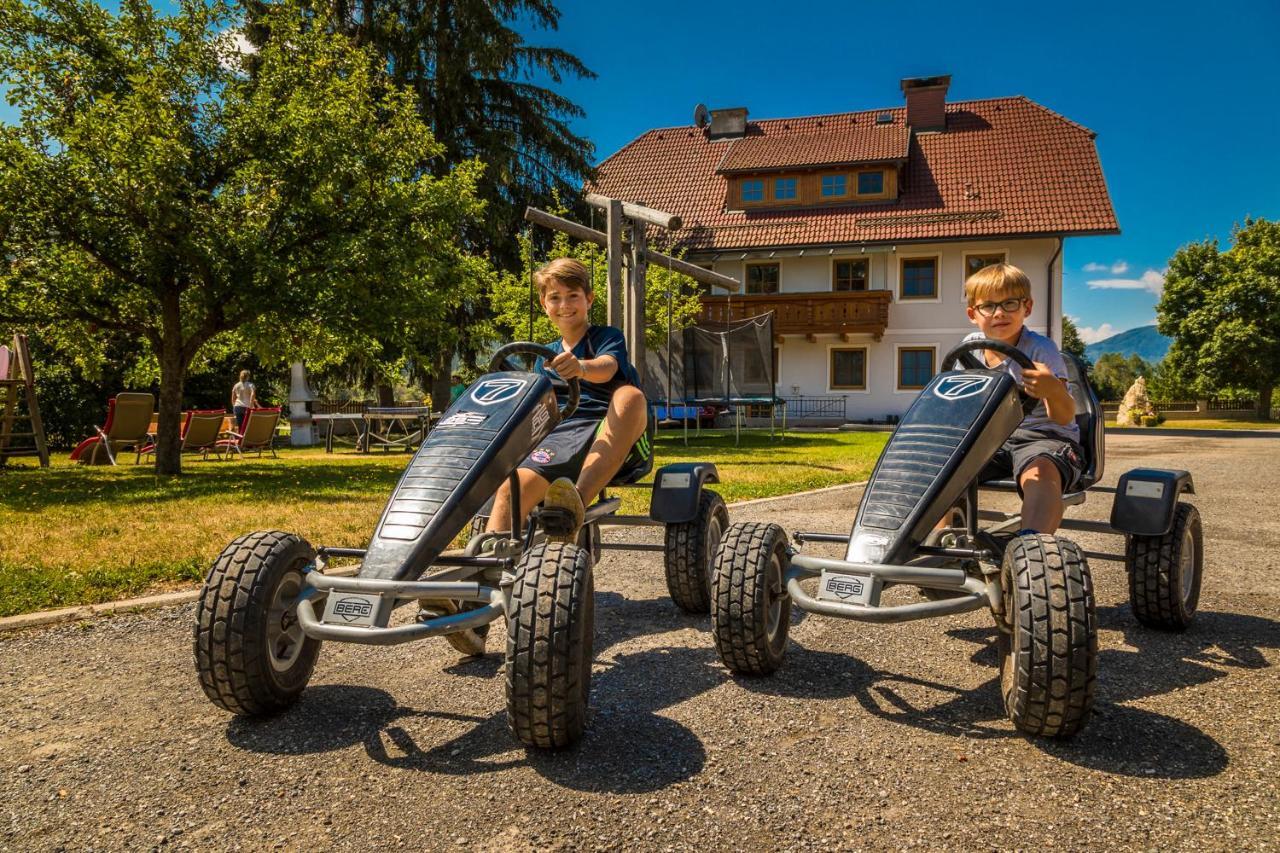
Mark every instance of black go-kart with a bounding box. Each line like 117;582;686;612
194;343;728;749
709;338;1203;738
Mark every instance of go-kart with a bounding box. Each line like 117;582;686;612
709;338;1203;738
194;343;728;749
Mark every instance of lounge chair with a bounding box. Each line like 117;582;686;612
140;409;227;460
70;392;155;465
214;407;281;460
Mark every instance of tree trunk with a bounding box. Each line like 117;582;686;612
376;383;395;406
429;347;452;413
154;340;187;476
1258;384;1274;421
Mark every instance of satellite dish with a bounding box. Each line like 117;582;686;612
694;103;710;129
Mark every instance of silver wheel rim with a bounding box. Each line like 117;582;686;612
704;513;724;599
1179;526;1196;603
765;551;783;640
267;570;306;673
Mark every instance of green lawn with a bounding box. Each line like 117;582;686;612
0;430;886;616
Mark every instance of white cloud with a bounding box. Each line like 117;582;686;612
1075;323;1124;345
1086;269;1164;295
214;29;257;71
1083;260;1130;274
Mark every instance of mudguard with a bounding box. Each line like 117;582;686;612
649;463;720;523
358;372;559;580
847;371;1023;565
1109;468;1194;536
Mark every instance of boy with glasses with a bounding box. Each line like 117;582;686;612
956;263;1084;534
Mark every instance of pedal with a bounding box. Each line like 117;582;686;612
538;507;577;538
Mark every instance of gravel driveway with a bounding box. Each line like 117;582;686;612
2;433;1277;851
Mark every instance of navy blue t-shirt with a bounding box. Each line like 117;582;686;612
535;325;640;420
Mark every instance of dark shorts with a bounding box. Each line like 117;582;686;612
980;428;1085;496
519;418;604;483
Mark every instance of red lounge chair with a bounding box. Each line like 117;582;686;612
140;409;227;460
214;407;281;459
69;392;154;465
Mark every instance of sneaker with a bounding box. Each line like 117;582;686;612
541;476;585;544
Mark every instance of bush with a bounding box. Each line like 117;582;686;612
1143;414;1162;427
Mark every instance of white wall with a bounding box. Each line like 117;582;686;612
706;238;1063;420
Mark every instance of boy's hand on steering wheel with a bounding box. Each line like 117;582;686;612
1021;362;1063;400
549;351;585;381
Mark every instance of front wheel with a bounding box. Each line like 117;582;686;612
194;530;321;715
999;534;1097;738
664;490;729;613
505;541;594;749
1127;503;1203;630
711;522;791;676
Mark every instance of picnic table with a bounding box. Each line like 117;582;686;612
314;407;438;453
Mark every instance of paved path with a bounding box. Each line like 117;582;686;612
2;434;1277;850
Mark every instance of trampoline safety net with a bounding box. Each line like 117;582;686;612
644;313;776;405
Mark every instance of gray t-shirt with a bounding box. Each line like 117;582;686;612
955;328;1080;443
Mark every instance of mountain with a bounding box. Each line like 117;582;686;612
1084;325;1171;363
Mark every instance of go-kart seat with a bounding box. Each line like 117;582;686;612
979;353;1104;496
607;405;657;487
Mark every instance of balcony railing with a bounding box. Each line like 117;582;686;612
698;290;892;339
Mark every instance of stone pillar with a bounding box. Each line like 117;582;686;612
288;361;316;446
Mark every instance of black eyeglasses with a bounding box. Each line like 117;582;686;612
973;298;1026;317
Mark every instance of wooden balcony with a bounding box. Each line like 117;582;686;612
698;290;892;341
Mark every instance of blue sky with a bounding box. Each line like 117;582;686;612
5;0;1277;344
519;0;1280;343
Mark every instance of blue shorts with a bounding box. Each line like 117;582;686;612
519;418;603;483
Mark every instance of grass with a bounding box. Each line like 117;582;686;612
1105;417;1280;430
0;429;886;616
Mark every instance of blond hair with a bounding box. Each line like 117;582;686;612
239;369;251;382
534;257;592;298
964;263;1031;306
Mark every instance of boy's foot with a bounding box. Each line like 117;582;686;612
541;476;585;544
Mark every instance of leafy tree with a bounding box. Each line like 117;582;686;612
0;0;490;473
1089;352;1154;401
1061;316;1088;365
1158;218;1280;418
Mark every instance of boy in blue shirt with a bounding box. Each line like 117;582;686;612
957;263;1085;535
485;258;649;543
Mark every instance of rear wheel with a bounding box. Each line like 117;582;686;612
1127;503;1202;630
194;531;321;715
505;541;594;748
664;490;729;613
711;522;790;676
998;534;1096;738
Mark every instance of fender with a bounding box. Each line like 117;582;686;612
1109;468;1195;536
648;462;720;523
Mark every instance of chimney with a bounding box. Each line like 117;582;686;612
708;107;748;139
900;75;950;133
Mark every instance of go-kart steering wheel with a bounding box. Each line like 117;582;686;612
940;338;1039;415
488;342;580;420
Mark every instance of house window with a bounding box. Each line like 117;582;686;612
900;258;938;300
774;178;797;200
964;253;1007;279
746;262;780;294
741;179;763;203
898;347;936;390
831;348;867;390
821;174;847;197
833;259;868;292
857;171;884;195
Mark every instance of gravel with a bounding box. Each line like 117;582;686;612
2;433;1277;851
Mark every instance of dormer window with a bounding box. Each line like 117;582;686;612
821;175;847;198
774;178;797;200
741;179;764;202
858;171;885;195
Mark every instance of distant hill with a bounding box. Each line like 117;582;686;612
1084;325;1171;363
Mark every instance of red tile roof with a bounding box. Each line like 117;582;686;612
590;97;1119;252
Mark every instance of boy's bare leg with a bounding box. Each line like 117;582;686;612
1018;458;1064;534
485;468;551;534
575;385;649;505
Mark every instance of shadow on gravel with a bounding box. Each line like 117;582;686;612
225;593;718;794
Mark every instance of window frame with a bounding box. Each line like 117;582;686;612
773;177;798;201
962;250;1009;282
831;257;870;292
898;255;941;302
828;345;870;392
856;170;885;196
744;261;781;295
820;173;848;199
895;344;937;392
740;178;764;204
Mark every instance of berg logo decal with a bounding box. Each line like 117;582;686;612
471;377;526;405
824;575;865;600
332;597;374;622
933;374;994;401
437;411;487;428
